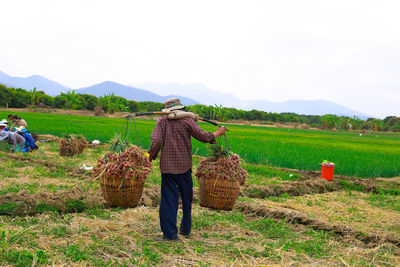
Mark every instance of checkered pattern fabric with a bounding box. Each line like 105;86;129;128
149;117;216;174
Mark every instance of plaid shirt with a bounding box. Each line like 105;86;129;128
149;117;216;174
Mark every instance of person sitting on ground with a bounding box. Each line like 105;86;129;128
1;119;10;131
0;123;28;152
10;115;28;131
15;126;38;151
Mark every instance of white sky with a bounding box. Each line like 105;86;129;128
1;0;399;118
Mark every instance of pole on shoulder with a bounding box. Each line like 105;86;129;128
131;111;229;130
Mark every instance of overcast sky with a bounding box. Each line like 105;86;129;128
1;0;399;117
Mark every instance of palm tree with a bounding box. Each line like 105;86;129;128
60;90;82;109
99;93;113;114
30;87;39;106
321;115;337;129
99;93;128;114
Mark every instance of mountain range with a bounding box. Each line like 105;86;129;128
0;70;372;118
78;81;200;105
0;70;68;96
133;82;371;118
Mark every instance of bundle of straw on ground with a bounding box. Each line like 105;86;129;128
59;135;77;157
76;136;87;154
93;145;151;208
59;135;86;156
196;145;247;210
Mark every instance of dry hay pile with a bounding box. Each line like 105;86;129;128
244;178;385;199
235;201;400;248
76;136;87;154
244;178;342;198
0;187;104;215
94;105;106;116
59;137;75;156
299;123;310;129
139;185;161;207
59;135;87;156
37;134;59;142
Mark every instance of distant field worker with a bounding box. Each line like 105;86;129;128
9;115;28;131
1;119;10;131
148;98;226;241
0;123;28;152
16;126;38;151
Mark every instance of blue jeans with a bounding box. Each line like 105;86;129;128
159;169;193;240
22;133;37;150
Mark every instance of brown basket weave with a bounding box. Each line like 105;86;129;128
100;175;145;208
198;176;240;211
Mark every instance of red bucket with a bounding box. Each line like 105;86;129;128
321;162;335;181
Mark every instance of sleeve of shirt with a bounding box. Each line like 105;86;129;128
148;118;164;160
186;119;216;144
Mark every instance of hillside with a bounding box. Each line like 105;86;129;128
0;70;69;96
76;81;199;105
135;82;372;118
0;69;371;117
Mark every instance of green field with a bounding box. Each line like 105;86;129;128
1;118;400;265
1;110;400;178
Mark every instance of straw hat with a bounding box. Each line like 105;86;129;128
1;119;8;124
15;126;25;132
162;98;185;112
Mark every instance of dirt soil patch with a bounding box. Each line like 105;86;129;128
4;152;69;170
0;185;164;216
244;178;341;197
235;201;400;248
244;177;394;198
37;134;60;142
0;187;104;215
2;152;92;179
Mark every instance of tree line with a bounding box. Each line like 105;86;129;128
0;84;163;114
1;84;399;132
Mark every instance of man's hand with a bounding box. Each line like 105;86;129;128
213;126;227;138
145;152;153;162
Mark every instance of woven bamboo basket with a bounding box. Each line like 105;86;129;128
198;176;240;211
100;175;145;208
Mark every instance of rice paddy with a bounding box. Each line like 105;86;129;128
1;110;399;178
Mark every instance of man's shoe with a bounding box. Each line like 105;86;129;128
181;234;191;239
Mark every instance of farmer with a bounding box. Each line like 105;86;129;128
1;119;10;131
15;126;38;151
148;98;226;241
10;115;28;131
0;123;28;152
